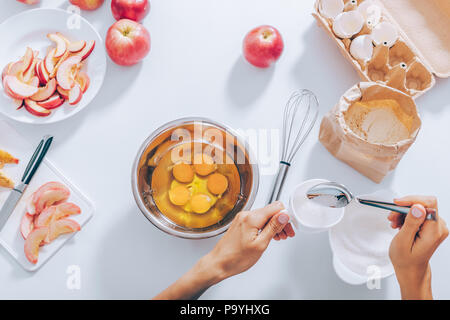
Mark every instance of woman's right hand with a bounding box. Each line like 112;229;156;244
388;196;448;300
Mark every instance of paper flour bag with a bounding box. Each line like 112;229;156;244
319;82;421;183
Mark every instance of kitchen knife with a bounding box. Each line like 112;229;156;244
0;135;53;231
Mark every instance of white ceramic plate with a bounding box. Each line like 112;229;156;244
328;189;397;284
0;8;107;124
0;120;94;271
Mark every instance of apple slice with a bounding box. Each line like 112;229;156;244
21;47;34;73
56;56;81;90
13;98;24;109
28;76;39;87
35;202;81;228
24;227;49;264
8;61;24;78
75;71;90;93
38;94;64;109
24;99;52;117
57;85;70;99
22;57;38;83
36;60;50;85
30;182;70;215
75;40;95;60
48;219;80;242
47;33;67;58
2;62;13;82
4;75;38;99
68;84;83;105
44;48;57;75
20;213;35;240
68;40;86;53
30;78;56;101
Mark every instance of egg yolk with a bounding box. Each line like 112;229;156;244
169;185;191;206
190;194;212;214
193;153;216;176
173;162;194;183
207;173;228;195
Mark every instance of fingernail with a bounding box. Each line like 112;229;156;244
278;214;289;224
412;207;424;218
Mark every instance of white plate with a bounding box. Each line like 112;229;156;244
328;189;397;284
0;8;107;124
0;120;94;271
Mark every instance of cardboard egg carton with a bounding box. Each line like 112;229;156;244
313;0;450;98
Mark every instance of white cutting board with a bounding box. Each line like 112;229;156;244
0;120;94;271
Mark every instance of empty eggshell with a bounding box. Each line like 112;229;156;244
332;11;365;39
319;0;345;20
357;0;382;27
372;21;398;47
350;35;374;62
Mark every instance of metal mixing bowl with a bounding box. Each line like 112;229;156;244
131;117;259;239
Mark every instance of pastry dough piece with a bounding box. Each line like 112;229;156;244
0;171;14;189
0;149;19;165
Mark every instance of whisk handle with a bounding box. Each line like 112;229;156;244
267;162;291;204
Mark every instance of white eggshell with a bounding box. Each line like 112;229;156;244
319;0;345;20
332;11;365;39
350;35;374;61
372;21;399;47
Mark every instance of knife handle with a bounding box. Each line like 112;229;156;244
22;135;53;185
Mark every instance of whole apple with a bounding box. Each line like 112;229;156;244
106;19;151;66
69;0;105;10
243;25;284;68
111;0;150;22
16;0;40;4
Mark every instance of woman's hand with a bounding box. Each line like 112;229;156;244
154;202;294;300
206;201;294;279
388;196;448;300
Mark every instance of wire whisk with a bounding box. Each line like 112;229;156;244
268;89;319;204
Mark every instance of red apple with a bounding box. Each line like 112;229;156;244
16;0;40;5
106;19;150;66
243;25;284;68
69;0;104;10
111;0;150;22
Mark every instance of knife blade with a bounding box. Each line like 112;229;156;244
0;135;53;231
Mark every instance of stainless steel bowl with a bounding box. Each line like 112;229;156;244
131;117;259;239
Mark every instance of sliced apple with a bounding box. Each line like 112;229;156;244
38;94;64;109
13;98;24;109
35;202;81;228
24;99;52;117
35;206;56;228
68;84;83;105
30;182;70;215
2;62;13;82
75;40;95;60
20;213;35;240
48;219;80;242
75;71;90;93
56;32;71;45
4;76;38;99
30;78;56;101
68;40;86;53
44;48;57;75
8;61;24;78
21;47;34;73
28;76;39;87
24;227;49;264
47;33;67;58
56;56;81;90
57;85;70;99
36;60;50;85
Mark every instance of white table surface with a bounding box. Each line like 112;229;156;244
0;0;449;300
